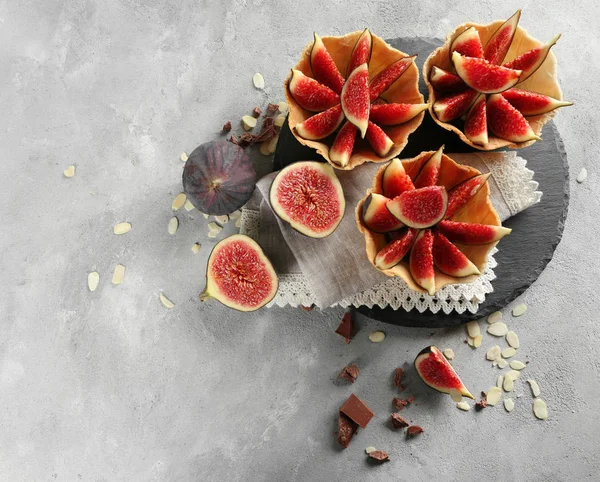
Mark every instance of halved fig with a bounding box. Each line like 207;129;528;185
288;69;340;112
270;161;345;238
382;158;415;199
503;34;561;83
369;103;429;125
413;146;444;188
445;173;490;219
329;121;358;167
409;230;435;295
433;89;478;122
341;63;370;138
452;52;521;94
387;186;448;229
200;234;278;312
369;55;416;101
438;220;512;244
464;94;488;146
295;105;345;140
501;88;573;116
429;66;466;92
450;26;484;59
432;232;480;277
347;28;373;77
362;193;404;233
484;10;521;65
375;228;418;270
365;121;394;157
310;33;345;94
414;346;474;400
487;94;541;143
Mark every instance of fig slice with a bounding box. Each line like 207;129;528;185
450;26;484;59
368;103;429;126
270;161;345;238
432;232;480;278
375;228;418;270
288;69;340;112
503;34;561;83
200;234;278;312
484;10;521;65
409;230;436;295
365;121;394;157
452;52;521;94
501;88;573;116
347;28;373;77
295;105;345;140
341;63;370;138
429;66;467;93
362;193;404;233
487;94;541;143
445;173;490;219
310;33;345;94
387;186;448;229
438;220;512;244
329;121;358;168
413;146;444;188
433;89;478;122
414;346;474;400
382;158;415;199
464;94;488;146
369;55;416;102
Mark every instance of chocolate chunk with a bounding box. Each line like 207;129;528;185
335;312;355;344
407;396;415;404
252;106;262;118
339;363;360;383
266;103;279;116
340;393;373;429
222;121;232;132
406;425;424;438
229;135;239;145
368;450;389;463
391;413;409;429
337;412;358;448
475;391;488;411
393;367;404;391
392;397;410;410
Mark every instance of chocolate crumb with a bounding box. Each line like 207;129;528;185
335;312;355;344
339;363;360;384
407;396;415;404
229;135;239;145
222;121;232;132
301;305;313;312
337;412;358;448
406;425;424;438
392;397;410;410
391;413;409;429
393;368;404;391
252;106;262;118
475;391;488;411
266;103;279;116
368;450;389;463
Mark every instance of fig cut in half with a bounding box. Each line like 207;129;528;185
200;234;278;312
414;346;474;401
387;186;448;229
270;161;345;238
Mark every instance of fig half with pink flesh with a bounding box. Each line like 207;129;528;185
295;104;345;140
270;161;345;238
387;186;448;229
432;232;480;277
341;63;370;138
433;89;478;122
501;89;573;116
438;220;512;244
504;34;561;83
487;94;541;143
310;33;345;94
413;146;444;188
369;103;429;126
414;346;474;401
288;69;340;112
450;26;484;59
429;66;466;93
409;229;435;295
369;55;416;101
464;94;488;146
375;228;418;270
362;193;404;233
445;173;490;219
452;52;521;94
365;121;394;157
382;158;415;199
484;10;521;65
329;121;358;167
200;234;278;312
347;28;373;77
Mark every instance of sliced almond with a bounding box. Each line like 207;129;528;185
506;369;521;381
473;334;482;348
278;101;288;113
466;320;480;338
159;292;175;309
467;337;475;347
253;72;265;89
497;359;508;369
180;152;188;162
503;375;514;392
504;398;515;412
510;360;527;370
512;303;527;317
368;331;385;343
506;330;520;349
242;115;257;131
112;264;126;285
87;272;100;292
487;311;502;324
113;222;132;235
449;389;463;403
202;213;209;219
229;210;242;220
172;193;187;210
274;114;286;128
443;348;455;360
456;401;470;411
527;379;541;397
208;221;223;238
214;215;229;224
492;359;499;367
63;165;76;177
259;140;271;156
191;243;201;254
168;216;179;235
533;399;548;420
496;375;504;388
501;347;516;359
577;167;587;183
486;387;502;406
184;200;195;211
235;218;242;228
486;345;502;361
365;446;377;454
487;322;508;337
266;135;279;154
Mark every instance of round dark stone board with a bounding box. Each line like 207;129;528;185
273;37;569;327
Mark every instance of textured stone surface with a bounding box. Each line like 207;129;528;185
1;1;599;481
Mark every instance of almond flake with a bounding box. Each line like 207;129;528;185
577;167;587;183
259;141;272;156
214;215;229;224
503;375;514;392
365;446;377;454
229;210;242;219
497;359;508;369
191;243;201;253
112;264;126;285
487;311;502;324
473;334;482;348
278;101;288;113
501;347;516;358
168;216;179;235
113;222;132;235
63;165;76;177
504;398;515;412
180;152;188;162
252;72;265;89
487;322;508;336
527;379;541;397
510;360;527;370
172;193;187;210
492;359;499;367
506;369;521;381
266;135;279;154
512;303;527;317
486;387;502;406
533;399;548;420
368;331;385;343
202;213;209;219
506;330;520;348
235;218;242;228
456;401;470;411
184;200;195;211
241;115;257;131
274;114;286;128
449;389;463;403
486;345;502;360
466;320;480;338
496;375;504;388
159;292;175;309
467;337;474;347
208;221;222;232
443;348;455;360
87;272;100;292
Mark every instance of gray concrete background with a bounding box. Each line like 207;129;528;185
1;1;599;480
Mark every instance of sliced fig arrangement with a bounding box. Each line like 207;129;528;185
356;149;511;295
286;30;426;170
414;346;474;401
424;10;572;150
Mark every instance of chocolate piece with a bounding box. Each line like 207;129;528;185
301;305;313;312
393;367;404;391
229;135;239;145
266;103;279;116
406;425;424;438
340;394;374;429
407;396;415;404
391;413;409;429
253;106;262;118
335;312;355;344
475;391;488;411
368;450;389;462
339;363;360;383
222;121;232;132
337;412;358;448
392;397;410;410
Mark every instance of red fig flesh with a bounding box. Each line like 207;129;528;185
438;220;512;244
347;28;373;77
369;55;416;101
329;121;358;168
341;63;370;138
270;161;345;238
484;10;521;65
464;94;488;146
369;103;429;126
501;88;573;116
445;173;490;219
365;121;394;157
310;33;345;94
375;228;418;270
432;232;480;277
382;158;415;199
288;69;340;112
487;94;541;143
429;66;467;93
295;104;345;140
503;34;560;83
201;234;278;312
413;147;444;189
452;52;521;94
433;89;478;122
414;346;474;400
409;230;435;295
362;193;404;233
387;186;448;229
451;26;484;59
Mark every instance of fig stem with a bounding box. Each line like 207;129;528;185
199;289;212;302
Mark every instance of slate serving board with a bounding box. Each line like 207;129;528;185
274;37;569;327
